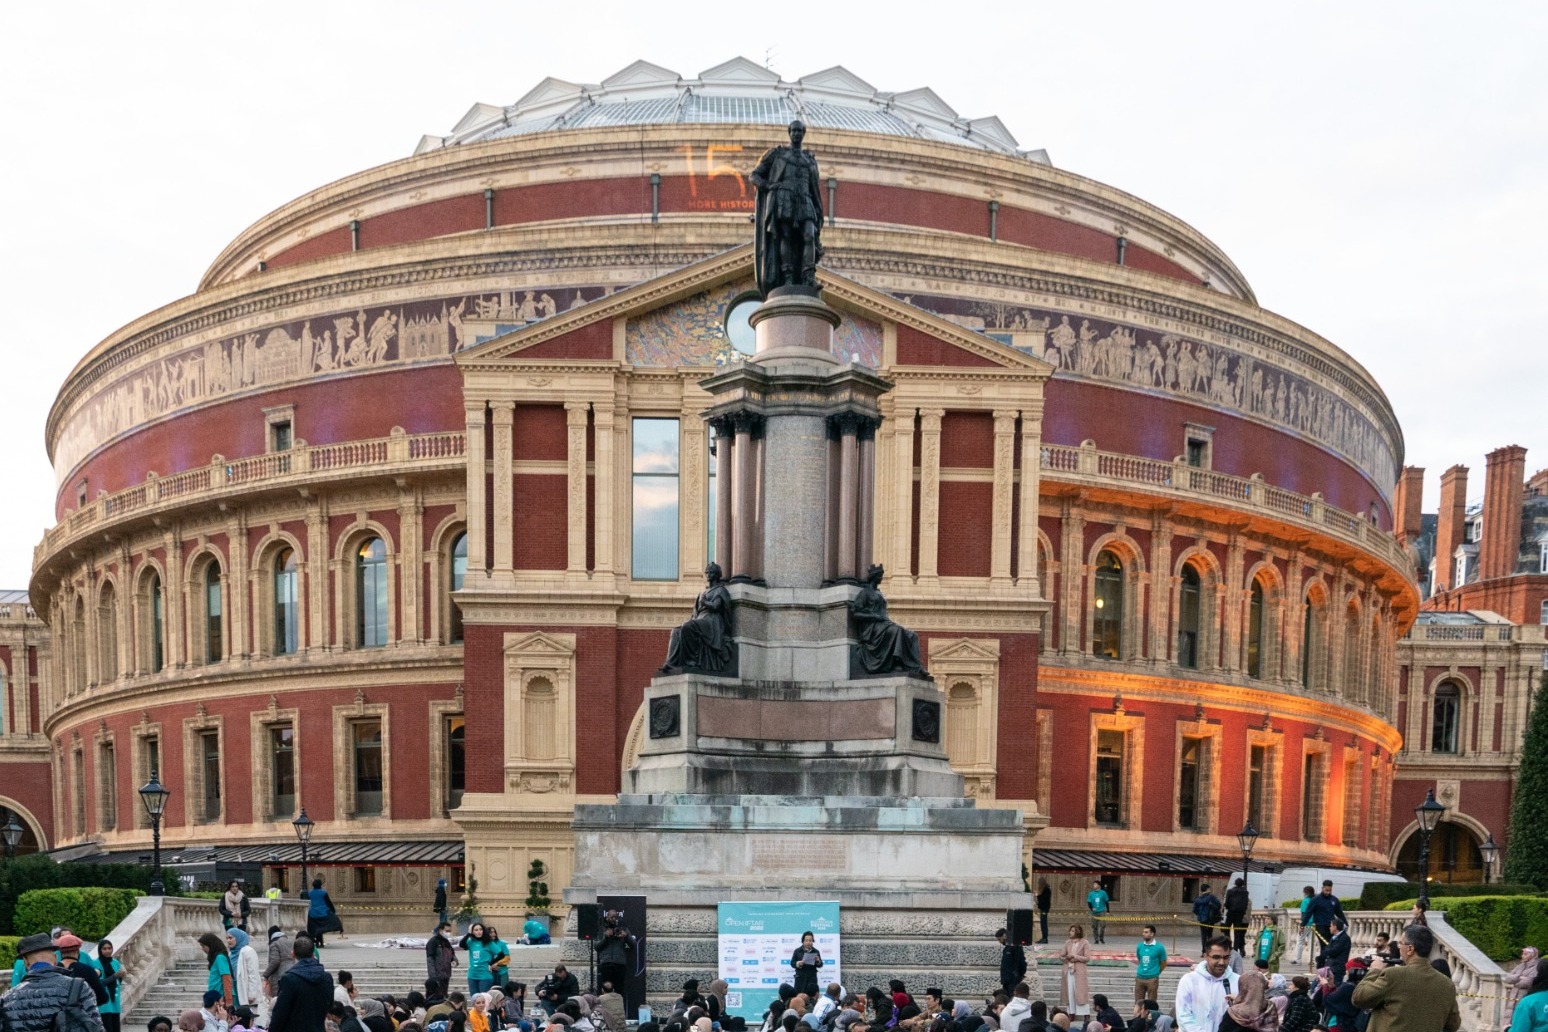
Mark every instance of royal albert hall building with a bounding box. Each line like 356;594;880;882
21;58;1417;925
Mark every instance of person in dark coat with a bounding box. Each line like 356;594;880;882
1036;881;1053;945
1317;919;1352;986
56;933;110;1007
434;880;449;927
1278;976;1318;1032
305;878;343;948
426;922;458;998
996;928;1027;996
0;932;105;1032
1305;881;1346;948
790;932;823;999
269;935;334;1032
1222;879;1251;956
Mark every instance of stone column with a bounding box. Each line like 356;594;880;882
732;413;758;580
712;417;734;573
1017;403;1043;595
116;542;133;674
397;487;424;644
305;499;328;652
491;402;515;576
680;407;708;579
1148;518;1174;665
857;420;877;576
824;423;840;582
1059;500;1085;655
917;408;944;584
837;415;860;581
227;514;248;660
991;410;1017;585
1283;550;1303;685
892;410;916;577
565;403;590;574
592;400;617;576
464;403;487;575
1222;532;1245;672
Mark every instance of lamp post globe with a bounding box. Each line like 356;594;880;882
1480;832;1499;886
1236;820;1260;884
292;809;314;896
1414;788;1447;907
1;811;22;858
138;771;172;895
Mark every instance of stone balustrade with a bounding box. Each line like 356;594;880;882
103;895;309;1018
1041;441;1411;575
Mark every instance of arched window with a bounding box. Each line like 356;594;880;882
1343;603;1363;703
1092;550;1124;659
449;532;467;644
1246;580;1265;679
204;562;223;663
1432;683;1461;754
1177;565;1201;668
524;677;556;760
149;574;164;674
273;548;299;656
1302;591;1326;690
946;682;979;770
356;537;388;648
98;584;118;683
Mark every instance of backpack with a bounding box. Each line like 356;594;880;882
1195;895;1222;926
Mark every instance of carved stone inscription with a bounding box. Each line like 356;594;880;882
749;835;848;872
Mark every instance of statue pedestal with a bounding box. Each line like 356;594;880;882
563;290;1038;1002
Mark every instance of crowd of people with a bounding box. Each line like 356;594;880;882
6;894;1548;1032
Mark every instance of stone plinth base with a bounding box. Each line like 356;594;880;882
631;675;959;797
564;794;1037;1002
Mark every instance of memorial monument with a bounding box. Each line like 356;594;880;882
566;122;1036;1001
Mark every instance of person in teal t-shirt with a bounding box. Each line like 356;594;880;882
1133;924;1166;1005
461;922;496;994
97;939;125;1032
1514;984;1548;1032
523;917;551;945
1255;924;1284;973
9;956;24;987
1086;880;1111;945
199;931;234;1006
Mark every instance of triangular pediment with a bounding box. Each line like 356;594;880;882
891;87;958;121
512;76;585;111
457;245;1050;376
927;637;1002;661
964;115;1018;150
602;60;682;90
798;66;877;98
698;57;781;85
503;630;576;658
452;102;508;134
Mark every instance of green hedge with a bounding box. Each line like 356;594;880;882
0;937;16;971
1357;880;1541;910
1378;896;1548;962
0;855;181;935
12;888;144;941
1280;897;1361;910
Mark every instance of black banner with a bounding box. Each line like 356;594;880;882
598;893;648;1019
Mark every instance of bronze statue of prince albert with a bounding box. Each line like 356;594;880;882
750;120;824;297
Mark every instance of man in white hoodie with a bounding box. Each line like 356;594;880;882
1001;983;1033;1031
1175;936;1237;1032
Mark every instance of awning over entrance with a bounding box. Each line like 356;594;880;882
1033;849;1283;877
58;840;464;867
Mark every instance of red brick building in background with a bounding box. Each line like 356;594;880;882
14;59;1418;925
1388;448;1548;885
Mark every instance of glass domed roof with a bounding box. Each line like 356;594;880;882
416;57;1048;163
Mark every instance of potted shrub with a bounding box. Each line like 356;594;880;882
525;860;552;933
453;875;481;934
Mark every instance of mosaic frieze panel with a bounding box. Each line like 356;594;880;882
53;285;611;482
624;279;882;369
897;293;1398;493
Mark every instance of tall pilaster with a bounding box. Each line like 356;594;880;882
464;403;487;575
227;513;249;660
991;410;1016;585
857;421;876;576
593;399;617;576
398;486;424;643
1148;516;1174;664
305;498;328;652
565;403;590;575
891;409;915;578
916;408;944;586
164;529;184;668
1015;405;1043;596
1222;531;1245;672
1059;498;1086;655
491;401;515;577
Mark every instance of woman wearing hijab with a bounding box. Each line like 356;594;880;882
220;880;252;931
1510;947;1544;1004
357;998;394;1032
704;980;728;1023
198;931;235;1008
97;939;125;1032
1054;925;1091;1019
306;877;343;947
225;928;263;1012
790;932;823;1000
1219;969;1278;1032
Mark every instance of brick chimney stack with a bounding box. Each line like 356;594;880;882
1480;445;1528;581
1434;464;1469;592
1393;466;1425;548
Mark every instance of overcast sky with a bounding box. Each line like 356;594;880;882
0;1;1543;589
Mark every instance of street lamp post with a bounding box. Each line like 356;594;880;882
1414;788;1447;908
292;809;314;896
1480;833;1499;886
1;811;23;858
137;770;171;895
1235;821;1259;950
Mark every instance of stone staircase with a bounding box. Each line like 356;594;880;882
127;940;563;1024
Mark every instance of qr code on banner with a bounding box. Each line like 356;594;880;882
728;993;743;1008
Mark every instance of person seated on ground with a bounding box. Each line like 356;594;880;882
331;1000;368;1032
813;985;843;1026
1001;984;1032;1031
1089;996;1123;1032
358;998;394;1032
148;1018;175;1032
177;1011;204;1032
429;991;468;1024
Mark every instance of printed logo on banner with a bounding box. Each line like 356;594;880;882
718;902;842;1025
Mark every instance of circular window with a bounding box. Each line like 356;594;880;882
724;296;760;355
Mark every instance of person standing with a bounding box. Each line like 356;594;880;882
426;922;458;998
1251;922;1282;975
1036;880;1053;945
995;928;1027;996
1305;881;1345;954
262;926;294;1030
1293;886;1315;964
199;933;235;1009
305;878;342;949
1086;881;1111;945
790;931;823;1000
1510;958;1548;1032
1221;880;1250;957
57;934;108;1008
0;932;105;1032
596;911;635;1008
460;923;496;997
226;929;263;1013
1175;936;1236;1032
221;881;252;932
1351;924;1461;1031
270;936;334;1032
96;939;124;1032
1318;919;1351;986
1190;887;1223;953
1056;925;1092;1020
434;879;449;928
1134;926;1166;1007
